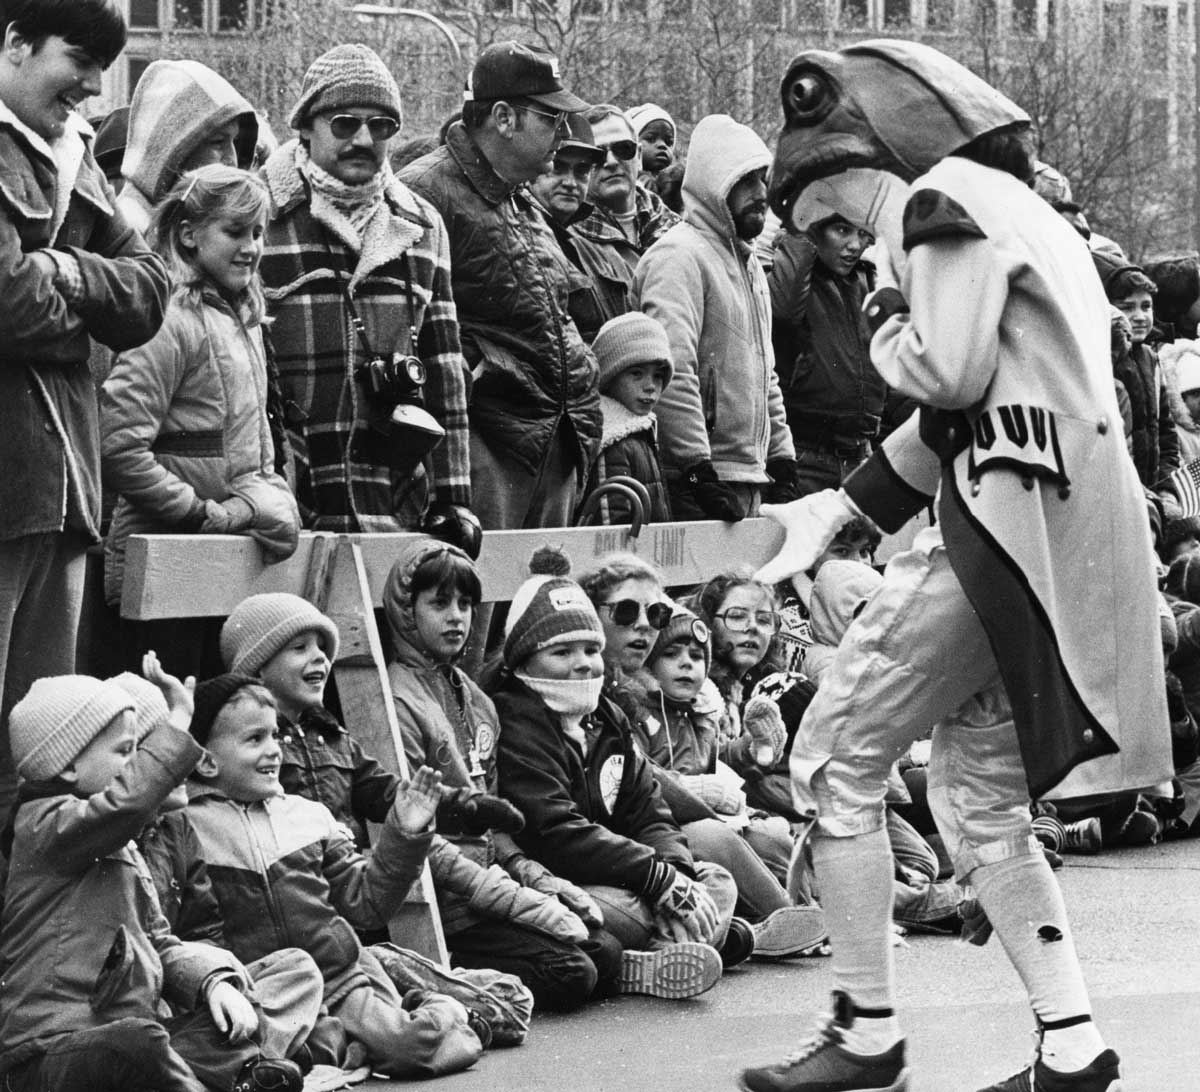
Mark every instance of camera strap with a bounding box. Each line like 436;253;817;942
320;229;419;361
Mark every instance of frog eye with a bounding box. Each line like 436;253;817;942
786;71;833;120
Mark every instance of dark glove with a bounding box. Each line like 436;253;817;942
423;501;483;560
764;458;802;504
862;286;909;335
436;786;525;836
681;461;745;522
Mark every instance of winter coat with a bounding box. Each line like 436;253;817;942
0;104;168;543
118;59;258;234
100;288;297;602
1160;341;1200;465
260;141;470;532
137;808;228;946
1113;340;1180;489
806;560;883;685
0;728;237;1075
1168;595;1200;721
399;124;601;481
634;114;794;483
769;234;887;447
277;704;397;843
532;196;615;344
580;396;672;524
494;681;695;896
383;537;561;936
849;155;1171;799
187;783;432;1003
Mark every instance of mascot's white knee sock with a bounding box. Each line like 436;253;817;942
810;828;901;1052
970;851;1106;1071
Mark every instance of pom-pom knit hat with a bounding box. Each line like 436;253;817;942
594;312;674;392
649;604;711;674
9;676;135;782
503;546;605;668
108;672;170;743
289;43;403;130
220;592;341;676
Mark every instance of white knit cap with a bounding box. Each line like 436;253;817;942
220;592;341;675
1176;349;1200;395
625;103;675;140
9;676;135;781
108;672;170;743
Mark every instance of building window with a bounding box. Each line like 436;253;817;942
1142;4;1169;67
1143;97;1169;160
839;0;869;27
926;0;955;29
884;0;911;27
1012;0;1036;35
217;0;250;29
129;0;160;27
127;55;153;92
173;0;204;27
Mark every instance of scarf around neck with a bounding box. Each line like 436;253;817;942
297;143;389;241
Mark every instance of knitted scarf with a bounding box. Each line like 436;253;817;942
297;143;388;243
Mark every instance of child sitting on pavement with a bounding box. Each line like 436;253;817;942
117;671;333;1074
580;312;674;525
383;537;621;1011
0;659;300;1092
632;602;827;961
491;546;737;1000
183;675;485;1078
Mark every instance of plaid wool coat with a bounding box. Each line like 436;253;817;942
260;141;470;532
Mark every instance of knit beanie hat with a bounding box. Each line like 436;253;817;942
108;672;170;743
1167;552;1200;605
289;44;403;130
1144;253;1200;324
190;673;263;746
8;676;135;782
220;592;341;676
503;546;605;669
649;604;711;674
625;103;675;141
594;313;674;392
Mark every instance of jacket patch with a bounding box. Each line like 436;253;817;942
967;405;1069;488
902;189;987;250
474;723;496;761
599;754;625;813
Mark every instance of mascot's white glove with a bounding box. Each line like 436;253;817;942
755;489;862;584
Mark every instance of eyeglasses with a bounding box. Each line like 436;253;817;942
600;599;673;629
326;114;401;141
598;140;639;162
550;158;594;181
712;608;781;633
520;104;567;130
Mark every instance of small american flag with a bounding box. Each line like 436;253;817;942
1168;458;1200;517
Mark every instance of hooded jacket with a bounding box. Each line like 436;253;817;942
0;105;168;543
100;288;297;603
1160;340;1200;465
581;395;672;524
633;114;794;483
805;560;884;684
847;155;1171;800
382;537;569;936
0;727;238;1074
399;123;601;481
118;59;258;233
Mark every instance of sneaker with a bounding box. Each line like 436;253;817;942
752;905;829;959
618;942;722;999
740;1018;908;1092
230;1057;303;1092
1032;813;1067;854
975;1048;1123;1091
722;917;756;968
1061;817;1103;855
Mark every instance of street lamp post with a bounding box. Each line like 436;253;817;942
348;5;464;65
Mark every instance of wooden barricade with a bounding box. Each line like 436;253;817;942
120;518;789;963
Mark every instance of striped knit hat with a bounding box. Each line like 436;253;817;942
220;592;340;676
9;676;135;781
289;43;403;129
503;546;605;669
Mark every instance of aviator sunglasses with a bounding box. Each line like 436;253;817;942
600;599;674;629
326;114;401;141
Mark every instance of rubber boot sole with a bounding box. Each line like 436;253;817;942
618;942;722;999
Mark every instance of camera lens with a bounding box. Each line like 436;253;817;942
402;356;426;386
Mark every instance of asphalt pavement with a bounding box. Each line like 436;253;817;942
361;837;1200;1091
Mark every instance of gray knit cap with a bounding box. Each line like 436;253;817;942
220;592;341;676
9;676;135;782
108;672;170;743
289;43;403;130
594;312;674;392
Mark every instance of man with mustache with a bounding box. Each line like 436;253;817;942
633;114;800;523
259;44;476;551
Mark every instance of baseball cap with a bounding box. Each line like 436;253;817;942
556;114;604;165
464;41;588;113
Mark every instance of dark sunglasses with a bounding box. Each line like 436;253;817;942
326;114;400;141
598;140;639;162
600;598;673;629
